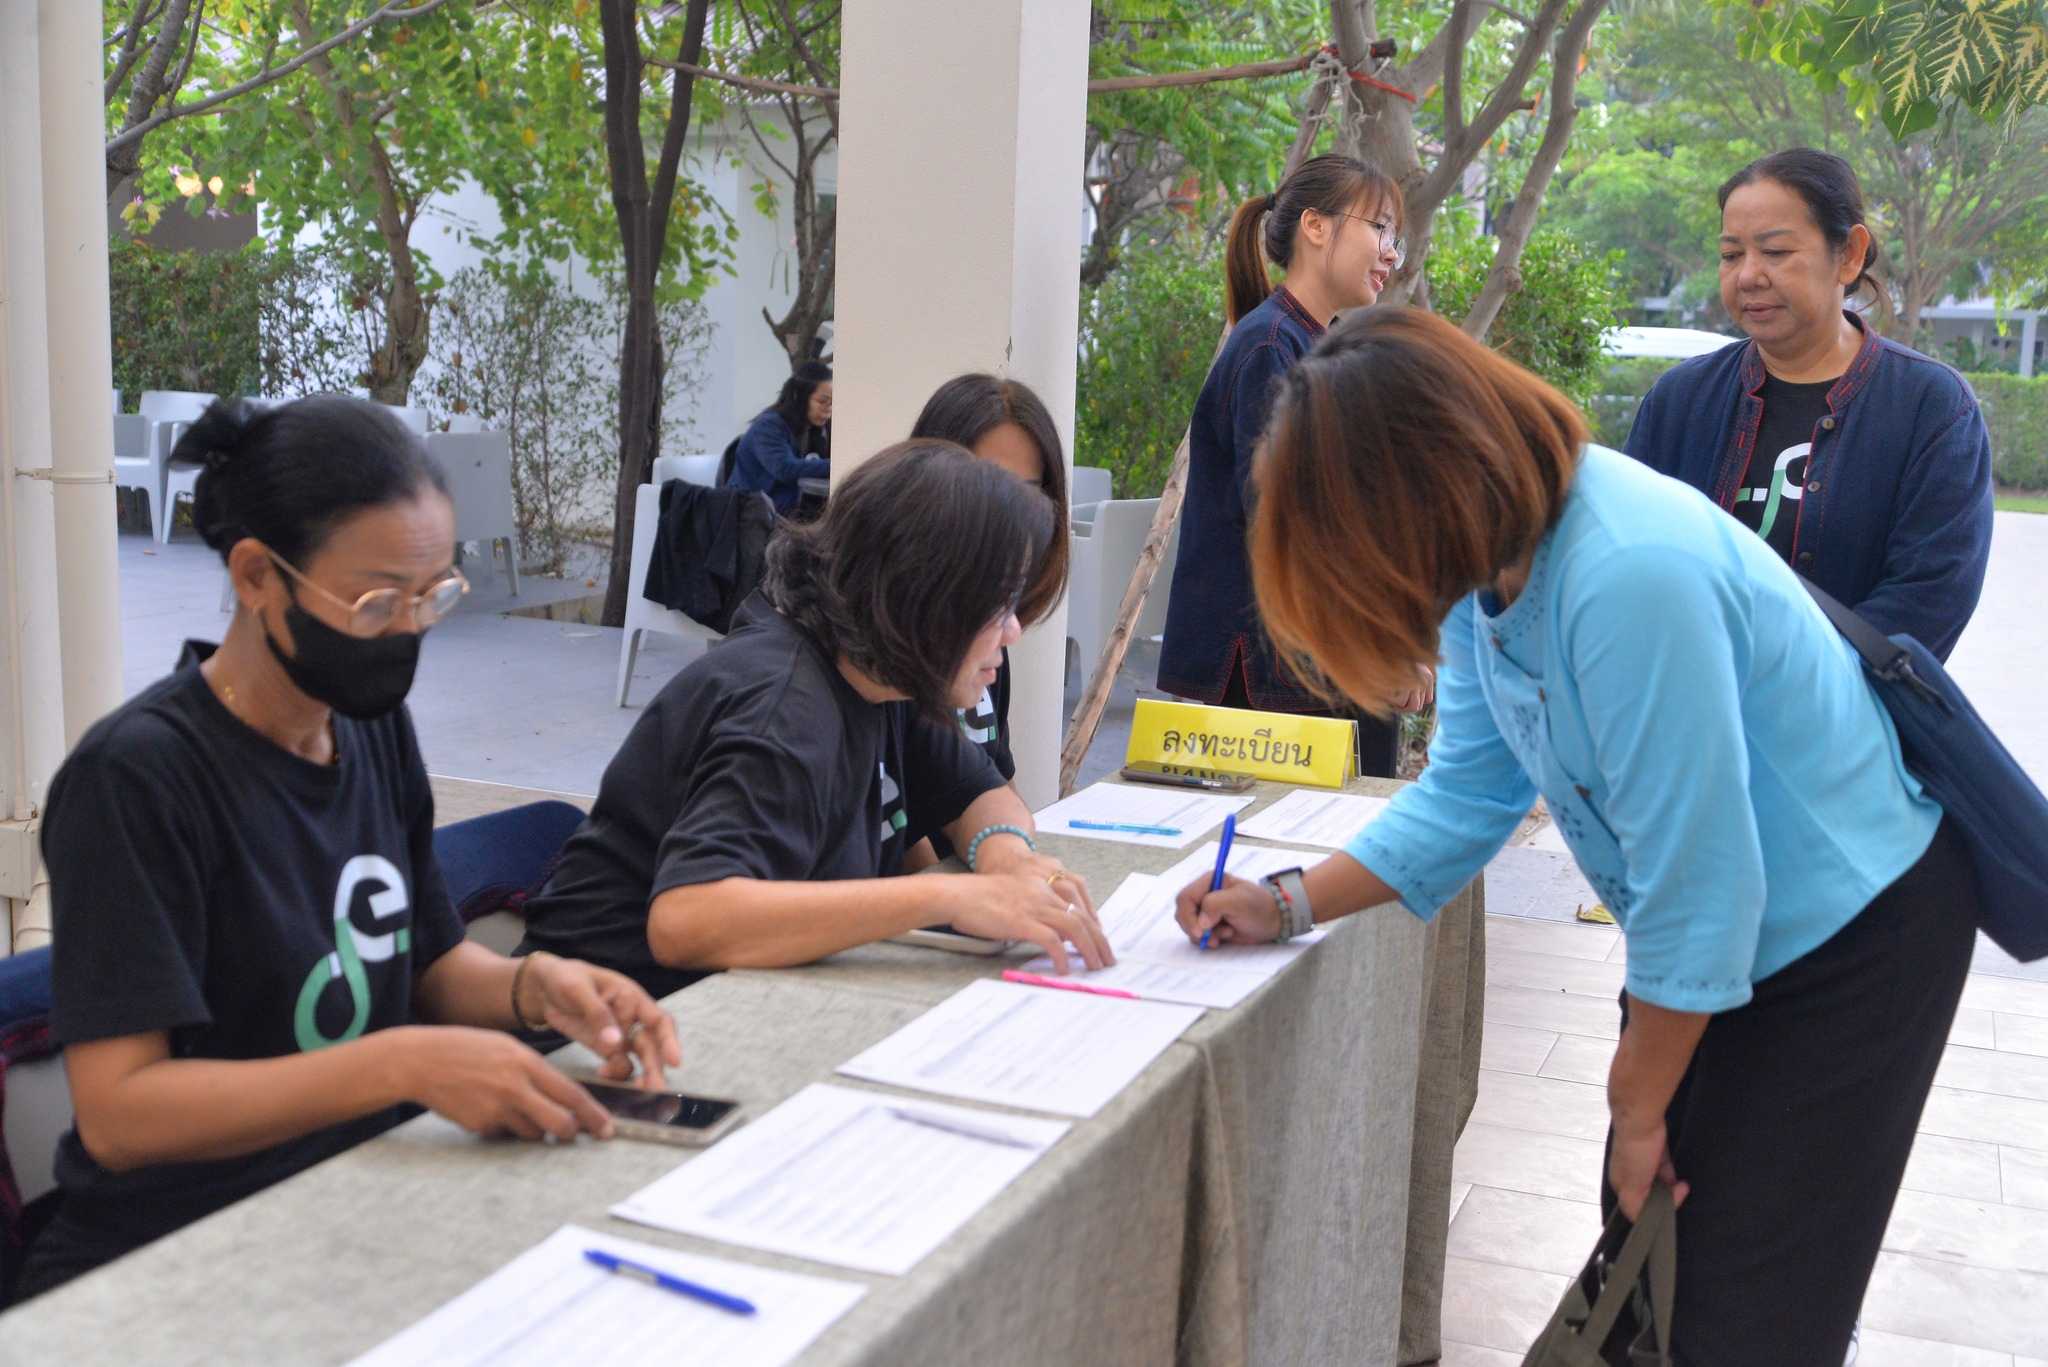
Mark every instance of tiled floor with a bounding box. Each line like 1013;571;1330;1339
1440;907;2048;1363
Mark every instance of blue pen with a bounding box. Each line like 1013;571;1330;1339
1069;819;1183;836
583;1248;758;1315
1200;813;1236;950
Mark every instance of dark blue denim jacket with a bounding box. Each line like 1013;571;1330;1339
1624;316;1993;660
731;408;829;515
1158;286;1325;708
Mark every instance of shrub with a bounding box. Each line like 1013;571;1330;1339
1425;219;1630;411
1075;235;1227;499
1970;372;2048;489
419;266;713;575
108;237;361;401
1586;356;1685;447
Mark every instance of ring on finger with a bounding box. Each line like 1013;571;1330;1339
1045;870;1067;889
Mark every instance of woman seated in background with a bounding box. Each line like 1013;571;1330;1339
1178;307;1975;1367
1625;147;1992;660
19;397;679;1300
517;440;1111;999
728;361;833;515
904;373;1070;863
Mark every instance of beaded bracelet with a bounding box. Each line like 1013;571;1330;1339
964;823;1035;872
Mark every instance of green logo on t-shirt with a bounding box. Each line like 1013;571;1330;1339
293;854;412;1051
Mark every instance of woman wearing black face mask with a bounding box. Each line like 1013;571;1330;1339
15;396;681;1301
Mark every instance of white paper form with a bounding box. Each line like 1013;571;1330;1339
611;1084;1068;1277
1236;789;1393;849
1018;874;1272;1009
1031;781;1253;850
348;1224;865;1367
835;978;1203;1117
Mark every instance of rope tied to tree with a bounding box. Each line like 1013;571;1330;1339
1319;43;1418;105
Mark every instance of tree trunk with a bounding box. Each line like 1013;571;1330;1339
106;0;197;200
1460;1;1608;342
599;0;710;630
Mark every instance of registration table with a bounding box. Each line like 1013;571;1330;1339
0;777;1483;1367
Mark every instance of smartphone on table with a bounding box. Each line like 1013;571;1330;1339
1119;761;1255;793
574;1077;744;1147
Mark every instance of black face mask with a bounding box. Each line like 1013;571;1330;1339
264;591;423;720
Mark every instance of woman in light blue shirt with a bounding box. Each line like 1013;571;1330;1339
1176;306;1977;1366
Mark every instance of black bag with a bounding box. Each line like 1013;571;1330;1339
1522;1184;1675;1367
1803;579;2048;961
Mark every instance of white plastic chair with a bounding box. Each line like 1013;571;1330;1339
425;432;520;595
383;405;431;436
616;481;728;705
132;391;214;541
652;453;720;487
1065;497;1179;679
1071;465;1113;509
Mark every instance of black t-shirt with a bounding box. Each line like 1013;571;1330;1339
931;651;1014;863
516;596;1006;998
1735;375;1834;562
27;643;464;1287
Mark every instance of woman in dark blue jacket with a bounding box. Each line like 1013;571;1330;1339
1156;154;1419;775
1625;149;1992;660
730;361;832;515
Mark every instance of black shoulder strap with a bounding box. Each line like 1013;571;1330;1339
1797;574;1908;676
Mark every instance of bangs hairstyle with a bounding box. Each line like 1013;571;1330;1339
908;373;1069;627
1250;307;1585;714
762;440;1054;720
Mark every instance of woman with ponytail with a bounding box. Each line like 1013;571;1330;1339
1625;147;1993;661
17;396;680;1299
1156;153;1417;775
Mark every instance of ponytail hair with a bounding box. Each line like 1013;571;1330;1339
1225;154;1403;323
178;394;447;567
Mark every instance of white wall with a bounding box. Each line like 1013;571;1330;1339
273;106;836;461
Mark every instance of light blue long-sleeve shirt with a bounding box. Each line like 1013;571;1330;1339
1347;444;1941;1012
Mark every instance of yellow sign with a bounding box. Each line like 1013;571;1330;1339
1126;699;1357;790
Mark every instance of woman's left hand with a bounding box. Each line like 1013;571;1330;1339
1394;665;1436;715
522;954;682;1088
1607;1119;1689;1222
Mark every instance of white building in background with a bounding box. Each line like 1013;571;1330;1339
399;106;839;458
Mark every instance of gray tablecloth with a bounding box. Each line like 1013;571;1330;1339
0;778;1483;1367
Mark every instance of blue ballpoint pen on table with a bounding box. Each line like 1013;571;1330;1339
1200;813;1236;950
1068;819;1183;837
582;1248;758;1316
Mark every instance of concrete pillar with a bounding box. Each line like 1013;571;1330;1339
2021;311;2038;380
834;0;1090;808
38;0;123;748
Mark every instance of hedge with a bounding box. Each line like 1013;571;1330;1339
1971;373;2048;490
1591;357;2048;490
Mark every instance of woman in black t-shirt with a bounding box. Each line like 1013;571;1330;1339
903;374;1070;864
18;397;680;1299
517;442;1113;996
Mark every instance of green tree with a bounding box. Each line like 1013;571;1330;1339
139;3;535;402
1710;0;2048;137
1546;5;2048;341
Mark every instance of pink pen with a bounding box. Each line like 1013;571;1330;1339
1001;969;1140;1000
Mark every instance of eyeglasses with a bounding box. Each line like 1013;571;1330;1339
268;550;469;638
1329;212;1407;270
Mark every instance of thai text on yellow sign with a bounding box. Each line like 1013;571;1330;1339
1126;699;1357;790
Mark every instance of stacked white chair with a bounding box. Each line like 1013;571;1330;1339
617;455;734;706
1064;497;1180;683
424;431;521;596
